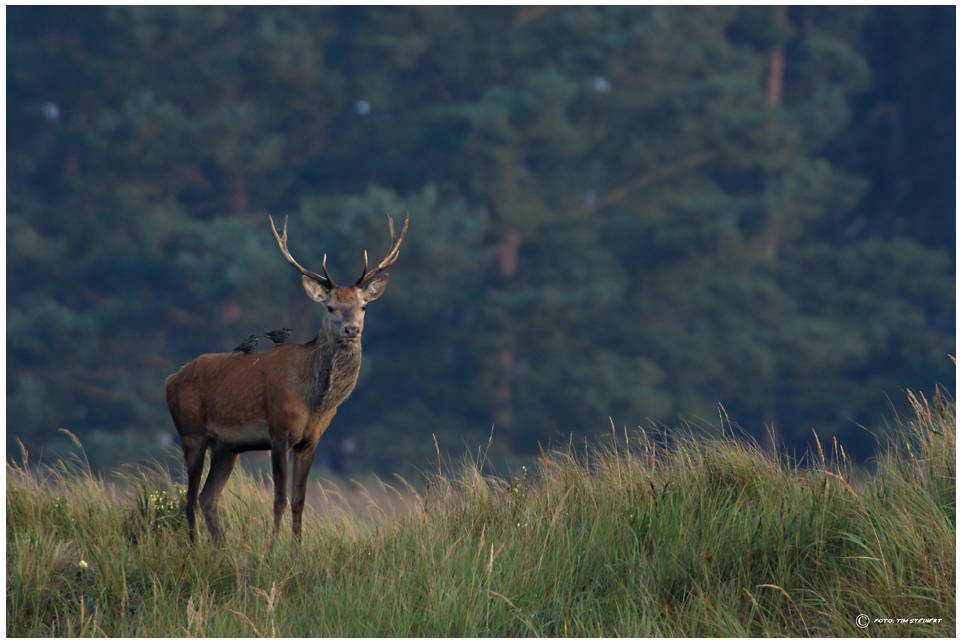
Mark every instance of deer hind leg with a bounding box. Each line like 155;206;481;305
270;438;292;538
290;441;319;542
180;436;208;543
198;443;238;545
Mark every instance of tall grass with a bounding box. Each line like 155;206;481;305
6;391;954;637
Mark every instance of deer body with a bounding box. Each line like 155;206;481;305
165;214;406;543
168;339;360;448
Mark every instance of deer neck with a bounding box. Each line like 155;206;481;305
306;330;362;411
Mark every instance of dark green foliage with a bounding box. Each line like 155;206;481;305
6;6;954;472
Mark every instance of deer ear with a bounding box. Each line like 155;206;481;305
302;274;332;303
362;274;389;302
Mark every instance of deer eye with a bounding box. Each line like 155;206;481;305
361;305;367;311
327;306;334;312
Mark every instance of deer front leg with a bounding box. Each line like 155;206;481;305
290;441;320;541
270;438;291;538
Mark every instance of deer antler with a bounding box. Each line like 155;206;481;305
355;213;409;287
269;215;338;288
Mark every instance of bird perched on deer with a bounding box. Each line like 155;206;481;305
165;212;407;544
232;335;260;354
262;327;293;345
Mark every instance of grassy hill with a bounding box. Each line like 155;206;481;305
6;390;954;637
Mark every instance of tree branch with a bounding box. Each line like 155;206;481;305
577;150;717;218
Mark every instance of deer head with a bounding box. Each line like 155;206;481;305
269;213;408;345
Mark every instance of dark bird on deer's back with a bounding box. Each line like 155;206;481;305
263;328;293;345
233;335;260;354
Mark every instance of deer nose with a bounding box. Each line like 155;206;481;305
343;326;360;338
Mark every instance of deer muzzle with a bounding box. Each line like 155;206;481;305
342;325;361;340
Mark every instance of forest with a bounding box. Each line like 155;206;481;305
7;6;956;475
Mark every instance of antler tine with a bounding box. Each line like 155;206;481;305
320;254;337;286
269;214;337;288
356;249;369;286
355;212;409;287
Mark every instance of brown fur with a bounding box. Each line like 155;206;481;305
167;214;404;544
167;279;388;543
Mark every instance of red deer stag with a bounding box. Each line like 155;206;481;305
165;213;408;543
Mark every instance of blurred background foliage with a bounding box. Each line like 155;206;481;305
7;6;955;475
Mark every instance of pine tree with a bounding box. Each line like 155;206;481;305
7;6;953;469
